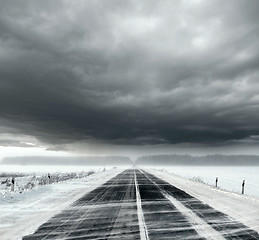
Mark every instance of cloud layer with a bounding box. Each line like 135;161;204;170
1;0;259;150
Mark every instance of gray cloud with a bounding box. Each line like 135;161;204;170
0;0;259;150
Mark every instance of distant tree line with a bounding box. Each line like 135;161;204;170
1;156;132;166
136;154;259;166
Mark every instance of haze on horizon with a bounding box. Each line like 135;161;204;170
1;0;259;161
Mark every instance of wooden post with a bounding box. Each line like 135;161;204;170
242;180;245;194
215;177;218;188
11;177;15;191
48;173;51;184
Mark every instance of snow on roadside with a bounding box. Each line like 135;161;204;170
0;168;124;240
0;171;95;199
147;168;259;234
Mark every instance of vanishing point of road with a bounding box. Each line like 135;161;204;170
23;169;259;240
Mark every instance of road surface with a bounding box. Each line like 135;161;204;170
23;169;259;240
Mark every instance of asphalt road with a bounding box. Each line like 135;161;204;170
23;169;259;240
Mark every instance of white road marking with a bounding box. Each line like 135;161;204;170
134;170;150;240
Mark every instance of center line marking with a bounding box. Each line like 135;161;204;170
134;170;150;240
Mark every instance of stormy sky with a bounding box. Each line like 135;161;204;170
1;0;259;158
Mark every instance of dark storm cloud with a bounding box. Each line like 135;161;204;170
1;0;259;148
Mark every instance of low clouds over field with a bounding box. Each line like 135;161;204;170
0;0;259;153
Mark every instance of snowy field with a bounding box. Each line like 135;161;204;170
2;164;258;198
144;166;259;199
0;164;114;197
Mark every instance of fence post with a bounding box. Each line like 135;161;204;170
11;177;15;191
48;173;51;184
242;180;245;194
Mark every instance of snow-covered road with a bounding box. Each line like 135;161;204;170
21;169;259;240
23;169;139;240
